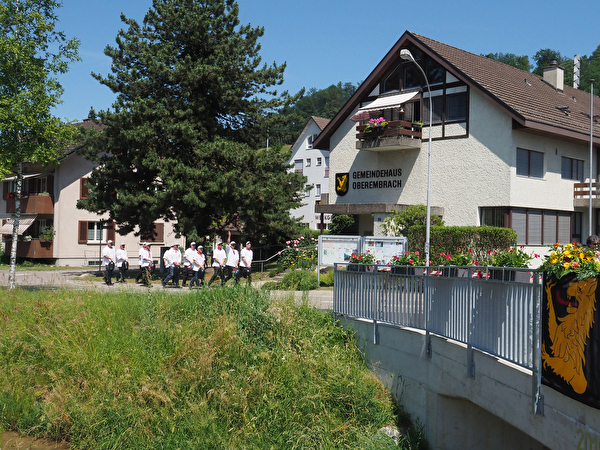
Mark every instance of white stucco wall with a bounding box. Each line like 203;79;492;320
288;120;331;230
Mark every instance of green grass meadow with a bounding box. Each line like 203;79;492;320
0;286;405;449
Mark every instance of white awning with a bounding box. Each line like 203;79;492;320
2;173;42;182
356;91;420;114
0;214;37;235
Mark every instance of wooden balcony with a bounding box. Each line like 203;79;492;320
356;120;423;152
6;194;54;214
4;238;54;259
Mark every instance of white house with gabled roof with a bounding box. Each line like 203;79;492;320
314;31;600;254
288;116;332;230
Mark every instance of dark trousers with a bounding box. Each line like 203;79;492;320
208;266;225;285
235;267;252;283
163;265;180;285
181;266;193;285
223;266;236;284
136;266;151;286
190;268;205;287
117;265;127;282
104;265;113;285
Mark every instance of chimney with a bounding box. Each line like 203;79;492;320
543;59;564;91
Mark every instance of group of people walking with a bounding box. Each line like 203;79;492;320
101;232;253;288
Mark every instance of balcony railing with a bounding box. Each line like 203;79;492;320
6;193;54;214
4;238;54;259
356;120;423;151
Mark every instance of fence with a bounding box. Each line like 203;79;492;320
334;263;544;413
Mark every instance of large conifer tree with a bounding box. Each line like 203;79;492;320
78;0;304;242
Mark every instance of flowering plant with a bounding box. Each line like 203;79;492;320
390;251;423;266
438;247;475;266
540;242;600;281
489;246;534;268
40;225;55;241
364;117;389;133
277;236;318;270
348;251;377;264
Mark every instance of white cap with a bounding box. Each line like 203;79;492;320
143;242;149;246
172;243;179;247
190;242;196;246
107;240;113;244
230;241;236;245
120;242;126;246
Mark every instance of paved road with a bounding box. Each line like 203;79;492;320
0;268;333;310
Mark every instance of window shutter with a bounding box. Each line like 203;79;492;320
154;223;164;242
2;181;7;200
80;178;89;199
78;221;87;244
106;221;116;242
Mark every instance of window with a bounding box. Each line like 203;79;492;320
307;134;317;149
305;184;311;198
88;222;103;242
294;159;303;175
446;92;468;122
423;95;443;125
324;157;329;178
78;220;115;244
561;156;584;181
516;148;544;178
306;158;311;167
481;207;578;245
316;157;322;166
383;66;402;93
316;184;321;196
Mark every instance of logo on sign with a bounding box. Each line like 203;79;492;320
335;173;349;196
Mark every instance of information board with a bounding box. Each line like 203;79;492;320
362;236;408;266
318;235;408;267
318;235;360;267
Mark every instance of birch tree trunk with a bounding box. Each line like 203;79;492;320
8;162;22;289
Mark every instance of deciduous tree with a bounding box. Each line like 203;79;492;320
0;0;79;288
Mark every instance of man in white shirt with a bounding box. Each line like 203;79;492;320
189;245;206;288
136;242;153;286
224;238;239;285
162;243;182;287
236;241;253;284
116;242;129;283
182;242;197;286
102;240;116;285
208;241;226;286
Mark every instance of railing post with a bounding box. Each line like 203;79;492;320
532;272;544;415
425;266;432;358
467;266;476;378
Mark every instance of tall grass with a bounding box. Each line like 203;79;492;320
0;286;402;449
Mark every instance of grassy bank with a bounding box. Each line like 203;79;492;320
0;286;404;449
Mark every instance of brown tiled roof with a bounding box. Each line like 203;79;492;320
314;31;600;150
312;116;330;131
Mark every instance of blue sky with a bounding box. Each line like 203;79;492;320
54;0;600;122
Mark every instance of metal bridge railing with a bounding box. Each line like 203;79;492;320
333;264;543;372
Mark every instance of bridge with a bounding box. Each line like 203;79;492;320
333;265;600;450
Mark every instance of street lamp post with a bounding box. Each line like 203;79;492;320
590;79;595;237
400;49;432;266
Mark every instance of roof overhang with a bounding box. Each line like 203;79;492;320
0;214;37;235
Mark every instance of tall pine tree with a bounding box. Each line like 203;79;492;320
77;0;305;243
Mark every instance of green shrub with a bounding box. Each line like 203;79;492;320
268;268;277;278
408;225;517;265
279;270;319;291
320;268;335;287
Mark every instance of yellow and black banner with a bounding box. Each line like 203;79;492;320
542;274;600;408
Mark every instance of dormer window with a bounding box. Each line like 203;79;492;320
307;134;317;149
